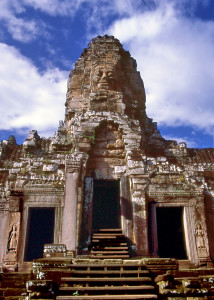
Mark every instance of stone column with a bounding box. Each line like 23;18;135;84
129;174;149;256
61;153;83;252
120;174;133;241
132;192;148;256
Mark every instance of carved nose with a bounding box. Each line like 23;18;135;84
101;72;107;81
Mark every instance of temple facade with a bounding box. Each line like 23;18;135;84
0;35;214;279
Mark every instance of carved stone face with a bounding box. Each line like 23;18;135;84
66;36;146;120
90;63;121;92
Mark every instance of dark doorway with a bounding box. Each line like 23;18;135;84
92;180;120;230
156;207;187;259
24;207;55;261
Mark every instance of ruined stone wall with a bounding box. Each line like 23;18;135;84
0;130;66;270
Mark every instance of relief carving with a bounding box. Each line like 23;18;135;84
195;222;208;258
3;212;20;272
66;36;146;120
90;65;118;92
7;224;18;253
107;132;124;150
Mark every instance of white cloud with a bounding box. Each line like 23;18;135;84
7;17;40;42
22;0;141;17
22;0;78;16
0;0;150;42
0;0;47;42
0;43;67;137
108;1;214;134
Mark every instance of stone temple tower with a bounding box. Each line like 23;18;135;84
0;36;214;298
62;35;164;257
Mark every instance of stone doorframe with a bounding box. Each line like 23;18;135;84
148;197;210;266
18;185;63;263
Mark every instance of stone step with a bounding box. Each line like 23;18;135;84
67;270;150;276
66;263;147;269
0;273;31;288
2;297;27;300
92;246;129;250
96;229;123;232
90;250;129;254
61;277;152;283
2;288;27;297
89;255;130;259
92;237;127;241
59;285;156;292
92;235;125;238
57;295;158;299
92;237;124;241
93;233;123;237
92;240;127;245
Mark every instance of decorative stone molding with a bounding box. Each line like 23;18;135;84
24;184;64;195
43;244;67;258
65;152;88;174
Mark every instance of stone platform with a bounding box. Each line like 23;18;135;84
1;254;214;299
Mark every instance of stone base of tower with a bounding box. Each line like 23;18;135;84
0;244;214;299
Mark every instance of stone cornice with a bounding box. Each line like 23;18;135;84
148;185;203;198
24;184;64;196
65;152;88;173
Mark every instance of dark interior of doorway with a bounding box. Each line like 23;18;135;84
92;180;120;230
156;207;187;259
24;207;55;261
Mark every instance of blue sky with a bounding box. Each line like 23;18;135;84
0;0;214;148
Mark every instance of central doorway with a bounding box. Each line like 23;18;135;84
92;180;120;230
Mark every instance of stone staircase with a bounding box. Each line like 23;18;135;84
0;232;158;300
0;272;31;300
89;229;130;259
56;261;158;299
55;229;157;299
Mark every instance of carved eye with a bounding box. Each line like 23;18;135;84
94;71;100;77
107;71;114;79
92;70;101;80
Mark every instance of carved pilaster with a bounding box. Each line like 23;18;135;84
194;202;210;263
130;174;149;256
62;152;88;252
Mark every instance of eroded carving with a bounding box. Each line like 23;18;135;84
7;224;18;253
